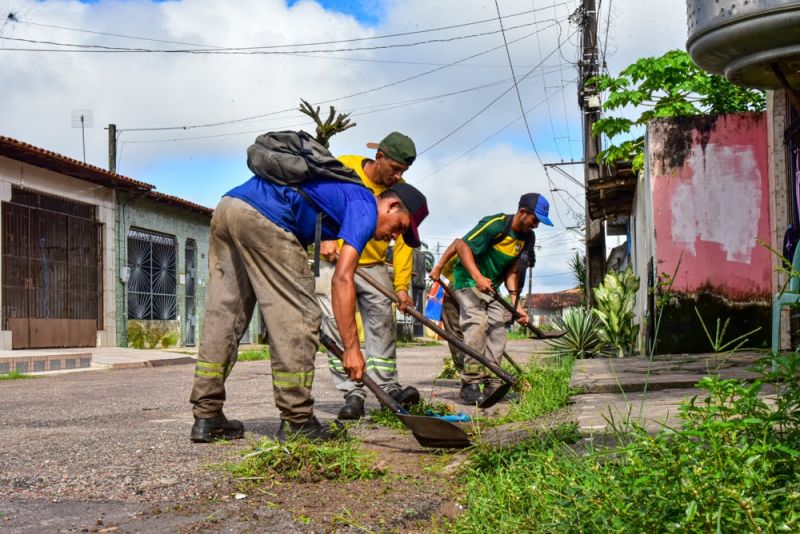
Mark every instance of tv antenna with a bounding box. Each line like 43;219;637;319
70;109;93;162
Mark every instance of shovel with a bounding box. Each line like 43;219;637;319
437;277;525;375
355;269;515;408
489;291;567;339
319;332;471;449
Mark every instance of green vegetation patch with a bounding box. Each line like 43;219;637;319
237;348;271;361
0;370;36;381
227;435;384;483
487;354;574;426
453;355;800;532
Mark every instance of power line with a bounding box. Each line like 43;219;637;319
8;2;573;50
494;0;544;165
418;25;576;156
0;18;557;55
109;20;562;134
417;83;570;184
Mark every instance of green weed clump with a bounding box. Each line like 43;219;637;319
237;348;271;361
453;354;800;533
0;370;36;381
490;354;575;426
228;436;383;483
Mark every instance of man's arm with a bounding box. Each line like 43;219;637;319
504;258;529;325
454;239;494;293
392;236;414;312
331;243;365;381
430;240;457;281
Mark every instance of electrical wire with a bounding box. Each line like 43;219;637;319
418;25;577;156
113;20;562;133
8;2;573;50
0;18;555;55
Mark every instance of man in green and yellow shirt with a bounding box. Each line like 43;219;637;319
315;132;422;420
451;193;553;404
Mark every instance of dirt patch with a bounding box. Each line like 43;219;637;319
156;424;466;533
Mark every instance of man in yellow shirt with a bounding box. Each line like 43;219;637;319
315;132;421;420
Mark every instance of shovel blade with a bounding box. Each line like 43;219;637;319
477;382;512;409
398;414;471;449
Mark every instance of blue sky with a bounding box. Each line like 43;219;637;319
2;0;688;292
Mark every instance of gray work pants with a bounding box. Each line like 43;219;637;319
189;197;321;424
457;287;507;385
315;261;399;399
441;292;465;371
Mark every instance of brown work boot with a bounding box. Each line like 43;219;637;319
389;386;420;408
276;416;345;443
190;413;245;443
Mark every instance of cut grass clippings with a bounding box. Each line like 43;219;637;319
227;435;384;483
369;399;459;432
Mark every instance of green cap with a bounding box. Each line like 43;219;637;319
366;132;416;165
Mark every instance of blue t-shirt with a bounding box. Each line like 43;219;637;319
226;176;377;254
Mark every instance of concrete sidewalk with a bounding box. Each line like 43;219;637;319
569;351;768;434
0;345;198;375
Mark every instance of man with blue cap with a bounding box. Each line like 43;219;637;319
446;192;553;404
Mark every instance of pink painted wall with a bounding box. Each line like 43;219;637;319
648;112;770;301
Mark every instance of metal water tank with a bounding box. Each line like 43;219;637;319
686;0;800;89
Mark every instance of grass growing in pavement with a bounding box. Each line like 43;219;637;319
227;435;384;483
396;339;442;348
369;399;459;431
451;354;800;532
0;370;36;380
237;348;270;361
481;353;574;427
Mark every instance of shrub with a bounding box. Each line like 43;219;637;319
594;266;640;357
547;306;605;359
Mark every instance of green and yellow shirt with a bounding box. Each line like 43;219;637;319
452;214;528;290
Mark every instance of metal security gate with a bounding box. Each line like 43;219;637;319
184;239;197;346
1;188;102;348
127;229;177;321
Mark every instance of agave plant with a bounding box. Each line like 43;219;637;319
547;306;605;359
593;266;640;357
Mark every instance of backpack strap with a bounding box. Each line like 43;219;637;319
292;186;326;277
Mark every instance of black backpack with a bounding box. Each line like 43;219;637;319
246;130;367;275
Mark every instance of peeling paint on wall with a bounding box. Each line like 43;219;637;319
671;143;762;262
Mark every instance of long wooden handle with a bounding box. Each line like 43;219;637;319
356;269;516;385
489;290;552;338
318;332;409;416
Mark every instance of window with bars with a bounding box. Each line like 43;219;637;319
127;228;177;320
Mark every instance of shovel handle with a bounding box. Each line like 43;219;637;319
356;269;516;385
489;290;555;339
318;332;409;416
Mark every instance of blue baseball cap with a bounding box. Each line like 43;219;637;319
519;193;553;226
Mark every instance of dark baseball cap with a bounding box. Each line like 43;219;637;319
388;182;428;248
519;193;553;226
366;132;416;166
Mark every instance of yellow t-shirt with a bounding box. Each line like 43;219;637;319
337;155;413;293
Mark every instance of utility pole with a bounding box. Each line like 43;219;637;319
107;123;117;174
576;0;605;304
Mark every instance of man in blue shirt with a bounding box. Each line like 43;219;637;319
189;174;429;443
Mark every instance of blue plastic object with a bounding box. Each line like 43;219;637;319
425;411;471;423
